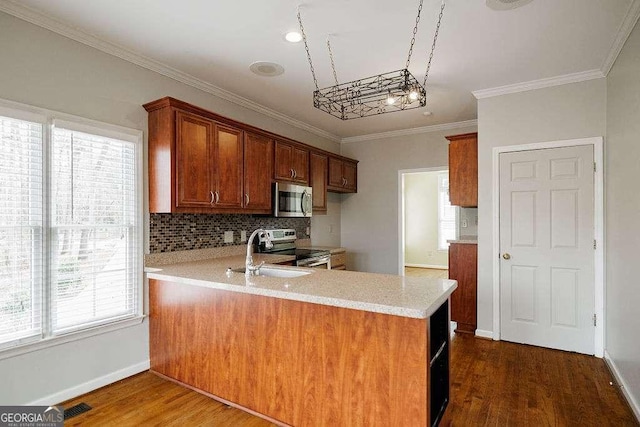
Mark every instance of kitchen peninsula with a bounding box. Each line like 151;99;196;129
146;254;457;426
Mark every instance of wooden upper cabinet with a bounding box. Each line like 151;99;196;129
176;111;215;208
213;124;244;209
274;140;309;184
446;132;477;207
328;156;358;193
144;97;358;214
244;132;274;211
309;151;328;212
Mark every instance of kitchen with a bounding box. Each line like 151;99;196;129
0;0;639;426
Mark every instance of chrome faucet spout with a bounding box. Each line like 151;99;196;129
246;229;272;276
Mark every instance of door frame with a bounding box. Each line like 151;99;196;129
397;166;448;276
492;137;604;357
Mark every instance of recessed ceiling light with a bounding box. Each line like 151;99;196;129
285;31;302;43
249;61;285;77
423;111;433;116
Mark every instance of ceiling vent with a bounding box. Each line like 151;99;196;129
249;61;285;77
486;0;533;10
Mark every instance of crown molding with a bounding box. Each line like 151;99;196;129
0;0;341;142
602;0;640;76
472;69;605;100
340;119;478;144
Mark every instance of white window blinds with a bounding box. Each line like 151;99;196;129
0;100;141;351
0;115;43;347
51;127;138;333
438;174;457;250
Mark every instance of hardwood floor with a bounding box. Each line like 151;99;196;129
59;335;638;426
404;266;449;279
441;334;638;426
60;372;275;427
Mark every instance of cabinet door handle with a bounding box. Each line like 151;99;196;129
245;193;249;206
210;190;215;204
214;191;220;204
293;169;297;179
290;168;295;179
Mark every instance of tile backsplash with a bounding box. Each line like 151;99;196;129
149;214;311;253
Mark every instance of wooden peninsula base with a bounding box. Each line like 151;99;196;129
150;279;451;426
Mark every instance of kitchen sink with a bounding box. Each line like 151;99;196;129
231;266;311;278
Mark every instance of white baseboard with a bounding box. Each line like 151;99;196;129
604;351;640;422
405;263;448;270
475;329;494;340
27;359;150;406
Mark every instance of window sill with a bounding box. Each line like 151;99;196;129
0;315;146;361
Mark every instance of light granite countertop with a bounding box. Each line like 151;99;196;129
304;246;346;254
145;255;457;319
448;235;478;244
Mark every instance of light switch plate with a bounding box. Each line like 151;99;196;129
461;219;468;228
240;230;247;242
224;231;234;243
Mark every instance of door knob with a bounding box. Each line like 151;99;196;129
502;253;511;260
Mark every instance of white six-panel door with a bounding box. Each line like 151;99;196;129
499;145;595;355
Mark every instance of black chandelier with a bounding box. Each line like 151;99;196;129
297;0;446;120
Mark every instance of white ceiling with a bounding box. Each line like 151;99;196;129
2;0;637;140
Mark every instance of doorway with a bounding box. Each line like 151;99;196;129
398;167;452;277
493;137;604;357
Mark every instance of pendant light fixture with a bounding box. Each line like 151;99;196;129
297;0;446;120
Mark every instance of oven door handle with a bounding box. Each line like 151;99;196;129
300;258;330;268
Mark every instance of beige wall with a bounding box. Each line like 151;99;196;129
476;78;607;334
340;127;476;274
0;11;338;404
605;19;640;416
404;172;448;268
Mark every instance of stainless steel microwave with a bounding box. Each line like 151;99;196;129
273;182;312;217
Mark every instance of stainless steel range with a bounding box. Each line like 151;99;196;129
257;229;331;269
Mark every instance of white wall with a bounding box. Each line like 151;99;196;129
476;79;607;334
0;11;338;404
310;192;342;247
404;172;448;268
340;127;476;273
605;19;640;417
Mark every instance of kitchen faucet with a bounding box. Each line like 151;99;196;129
246;228;273;276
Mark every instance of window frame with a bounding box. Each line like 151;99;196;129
0;98;144;359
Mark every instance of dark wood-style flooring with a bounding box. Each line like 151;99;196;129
61;335;638;426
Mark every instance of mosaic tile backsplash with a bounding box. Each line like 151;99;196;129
149;214;311;253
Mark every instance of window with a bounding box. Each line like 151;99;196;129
438;174;457;250
0;102;142;350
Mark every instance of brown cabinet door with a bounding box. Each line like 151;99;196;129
343;161;357;191
328;156;358;193
176;111;215;208
448;133;478;207
448;243;478;333
309;152;327;212
213;124;244;209
292;146;309;184
328;157;344;188
275;140;309;184
244;132;274;211
274;141;294;181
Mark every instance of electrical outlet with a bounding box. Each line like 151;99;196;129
224;231;234;243
462;219;468;228
240;230;247;242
